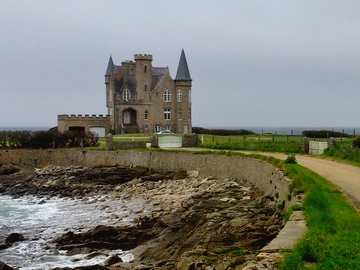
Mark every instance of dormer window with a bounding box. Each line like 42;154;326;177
122;89;131;101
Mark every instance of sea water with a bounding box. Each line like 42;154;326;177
0;194;146;269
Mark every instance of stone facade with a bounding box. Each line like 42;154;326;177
57;50;192;136
105;50;192;134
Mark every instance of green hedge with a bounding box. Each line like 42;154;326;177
0;130;99;149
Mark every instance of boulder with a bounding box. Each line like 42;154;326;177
5;233;25;246
104;254;123;266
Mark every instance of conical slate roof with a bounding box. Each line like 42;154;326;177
105;55;114;76
175;49;192;81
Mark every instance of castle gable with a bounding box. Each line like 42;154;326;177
115;75;136;94
151;67;169;90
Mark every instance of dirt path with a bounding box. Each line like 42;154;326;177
266;153;360;209
179;148;360;209
230;150;360;209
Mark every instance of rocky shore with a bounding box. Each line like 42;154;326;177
0;164;285;270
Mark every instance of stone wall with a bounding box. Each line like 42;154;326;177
0;149;294;211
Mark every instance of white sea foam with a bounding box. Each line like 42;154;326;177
0;194;143;269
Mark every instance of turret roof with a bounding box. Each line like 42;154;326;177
175;49;192;81
105;55;114;76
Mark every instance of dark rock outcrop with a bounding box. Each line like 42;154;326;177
0;261;15;270
5;233;25;247
0;164;284;269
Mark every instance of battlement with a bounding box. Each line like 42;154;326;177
134;54;153;61
58;114;110;120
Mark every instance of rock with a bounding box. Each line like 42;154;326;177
103;254;123;266
0;261;15;270
0;165;20;175
5;233;25;246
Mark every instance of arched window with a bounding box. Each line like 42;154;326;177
189;89;191;103
144;110;148;120
163;90;171;102
177;89;182;102
122;89;131;101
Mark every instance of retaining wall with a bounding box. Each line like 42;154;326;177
0;149;294;211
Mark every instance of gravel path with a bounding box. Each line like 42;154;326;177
268;153;360;209
180;148;360;209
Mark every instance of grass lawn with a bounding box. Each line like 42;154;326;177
232;153;360;269
197;134;353;154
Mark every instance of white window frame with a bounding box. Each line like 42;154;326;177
164;108;171;120
155;126;162;133
177;89;182;102
163;90;171;102
122;89;131;101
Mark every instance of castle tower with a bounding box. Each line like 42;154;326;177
175;49;192;134
134;54;153;101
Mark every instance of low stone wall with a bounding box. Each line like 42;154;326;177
109;141;147;150
0;149;294;211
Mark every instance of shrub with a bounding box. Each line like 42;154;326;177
0;131;7;148
0;130;99;149
192;127;254;136
285;154;297;164
302;129;349;138
353;135;360;148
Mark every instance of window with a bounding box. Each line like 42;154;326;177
144;85;147;92
144;110;148;120
144;66;147;73
155;126;161;133
164;108;171;120
188;108;191;120
165;125;171;131
177;89;182;102
109;89;112;102
156;92;159;98
163;90;171;102
178;109;182;120
122;89;131;101
189;89;191;102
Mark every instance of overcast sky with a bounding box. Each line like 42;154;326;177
1;1;360;129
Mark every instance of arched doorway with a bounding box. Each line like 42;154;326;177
122;108;138;133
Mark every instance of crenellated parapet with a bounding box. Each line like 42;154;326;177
134;54;153;61
58;114;110;120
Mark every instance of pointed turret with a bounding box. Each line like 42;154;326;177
175;49;192;81
105;55;114;76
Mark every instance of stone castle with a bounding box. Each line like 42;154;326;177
58;50;192;136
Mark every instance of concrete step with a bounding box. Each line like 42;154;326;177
261;211;307;252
